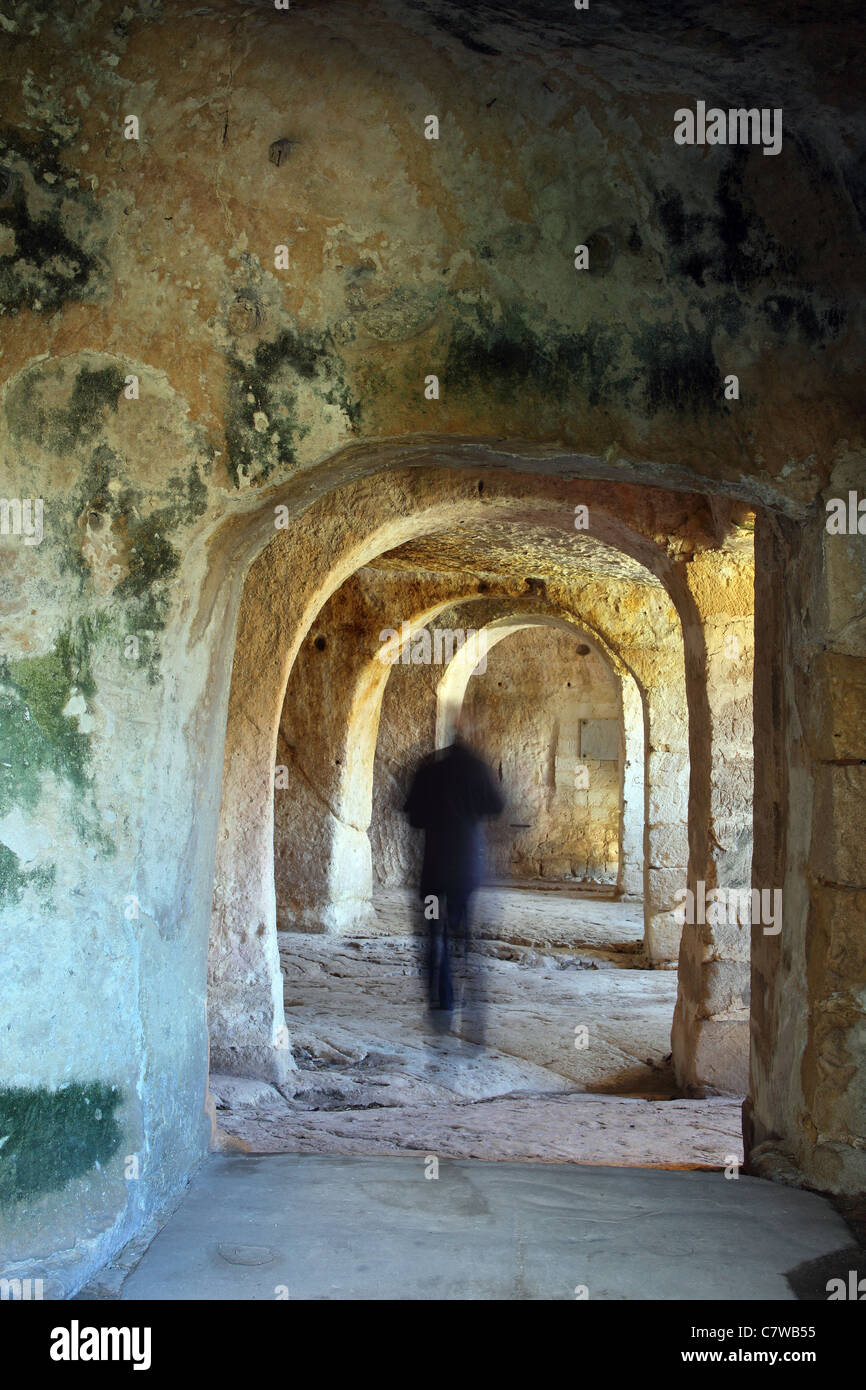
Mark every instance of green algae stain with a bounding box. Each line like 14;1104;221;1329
0;1083;123;1206
0;844;55;911
0;617;106;818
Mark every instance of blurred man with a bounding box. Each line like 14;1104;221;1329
404;714;504;1023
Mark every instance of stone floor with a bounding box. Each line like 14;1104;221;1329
212;886;744;1167
114;1154;855;1301
87;887;855;1303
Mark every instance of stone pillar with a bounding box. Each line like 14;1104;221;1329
620;646;690;964
619;674;645;899
208;552;296;1083
641;678;690;962
746;488;866;1194
671;548;755;1093
274;578;386;934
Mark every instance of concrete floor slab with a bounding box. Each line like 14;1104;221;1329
117;1154;852;1301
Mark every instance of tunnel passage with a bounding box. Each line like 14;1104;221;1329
209;460;756;1115
370;615;643;892
268;521;690;952
268;561;692;1122
437;622;635;888
1;0;864;1303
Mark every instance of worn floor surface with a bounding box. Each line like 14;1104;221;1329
212;887;744;1167
95;889;847;1302
115;1154;853;1301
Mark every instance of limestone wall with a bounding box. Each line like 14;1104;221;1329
0;0;863;1294
370;624;624;888
369;656;433;894
462;626;621;882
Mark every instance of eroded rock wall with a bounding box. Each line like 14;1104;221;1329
462;626;621;882
0;0;863;1290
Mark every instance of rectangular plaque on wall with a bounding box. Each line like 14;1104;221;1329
579;718;619;761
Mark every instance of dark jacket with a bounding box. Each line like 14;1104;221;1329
404;740;504;898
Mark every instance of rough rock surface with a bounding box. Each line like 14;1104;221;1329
2;0;863;1295
215;889;743;1166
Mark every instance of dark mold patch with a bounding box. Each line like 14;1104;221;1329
49;416;208;644
0;130;108;317
653;154;798;292
112;463;208;636
652;153;846;344
6;365;126;453
0;185;97;314
443;301;730;418
444;304;628;410
0;1082;123;1206
114;516;180;603
226;327;361;487
633;321;722;416
759;294;845;346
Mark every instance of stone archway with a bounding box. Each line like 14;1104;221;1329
208;455;753;1105
274;589;657;940
432;614;644;899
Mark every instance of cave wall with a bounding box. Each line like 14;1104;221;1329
461;626;621;882
0;0;863;1291
370;653;432;895
279;571;644;908
370;621;627;889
